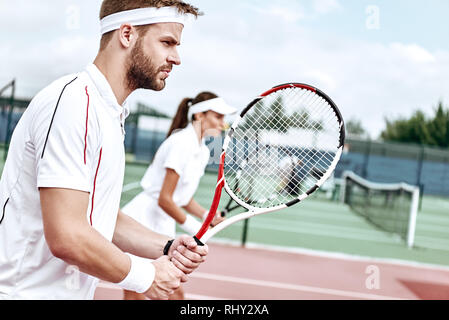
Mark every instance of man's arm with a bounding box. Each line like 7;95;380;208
40;188;130;283
113;209;170;258
40;187;184;299
113;209;209;275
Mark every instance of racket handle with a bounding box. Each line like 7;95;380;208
193;236;205;246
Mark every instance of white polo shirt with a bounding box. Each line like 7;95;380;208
0;64;129;299
123;124;210;237
142;124;210;205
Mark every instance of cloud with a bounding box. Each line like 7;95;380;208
243;0;342;23
0;34;99;95
2;0;448;141
312;0;342;15
253;5;306;23
0;0;102;95
304;71;337;91
175;11;449;139
390;43;436;63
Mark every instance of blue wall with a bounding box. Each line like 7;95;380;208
123;128;449;196
2;115;448;197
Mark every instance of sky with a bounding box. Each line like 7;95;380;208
1;0;448;138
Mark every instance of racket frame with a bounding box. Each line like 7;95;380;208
194;83;345;245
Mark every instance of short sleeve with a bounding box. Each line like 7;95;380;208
163;144;187;177
32;80;99;192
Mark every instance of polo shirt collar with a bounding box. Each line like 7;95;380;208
85;63;129;120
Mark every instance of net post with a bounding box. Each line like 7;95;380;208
406;187;420;249
362;140;371;179
418;184;425;211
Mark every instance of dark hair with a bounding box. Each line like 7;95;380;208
166;91;218;137
99;0;202;51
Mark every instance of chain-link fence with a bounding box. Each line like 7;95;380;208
3;100;449;197
337;138;449;196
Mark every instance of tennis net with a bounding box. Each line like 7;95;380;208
341;171;419;248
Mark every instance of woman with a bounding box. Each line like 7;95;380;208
122;92;236;300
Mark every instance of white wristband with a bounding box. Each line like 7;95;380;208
116;254;155;293
179;214;202;235
202;210;209;221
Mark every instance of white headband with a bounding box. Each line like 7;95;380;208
188;98;237;120
100;7;192;35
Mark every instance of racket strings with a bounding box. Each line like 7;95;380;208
260;90;339;148
227;146;333;203
225;87;341;208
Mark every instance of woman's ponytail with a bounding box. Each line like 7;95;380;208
167;97;192;137
166;92;219;137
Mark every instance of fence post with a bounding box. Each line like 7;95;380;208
362;139;371;179
3;79;15;161
130;112;139;155
241;219;249;247
416;145;424;188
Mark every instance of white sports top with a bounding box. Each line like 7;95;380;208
122;124;210;238
0;64;129;299
141;124;210;206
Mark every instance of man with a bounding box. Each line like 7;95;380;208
0;0;208;300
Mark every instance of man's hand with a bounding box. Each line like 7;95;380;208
168;235;208;275
144;256;185;300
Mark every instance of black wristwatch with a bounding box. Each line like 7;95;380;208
163;239;174;255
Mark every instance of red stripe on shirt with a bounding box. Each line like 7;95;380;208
84;86;90;165
90;148;102;226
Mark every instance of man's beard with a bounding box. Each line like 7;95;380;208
126;40;169;92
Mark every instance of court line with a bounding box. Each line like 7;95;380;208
215;211;449;251
190;272;406;300
97;274;407;300
246;220;449;251
205;238;449;273
236;220;404;245
95;282;227;300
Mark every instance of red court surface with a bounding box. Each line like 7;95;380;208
94;243;449;300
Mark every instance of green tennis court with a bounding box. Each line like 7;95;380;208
121;162;449;268
1;151;447;268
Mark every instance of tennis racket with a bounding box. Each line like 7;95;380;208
195;83;345;245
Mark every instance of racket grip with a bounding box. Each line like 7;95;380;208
193;236;205;246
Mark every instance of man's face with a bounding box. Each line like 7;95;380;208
126;22;183;92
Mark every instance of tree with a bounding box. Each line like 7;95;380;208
267;96;290;133
346;118;367;138
427;102;449;148
380;101;449;148
241;96;326;132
